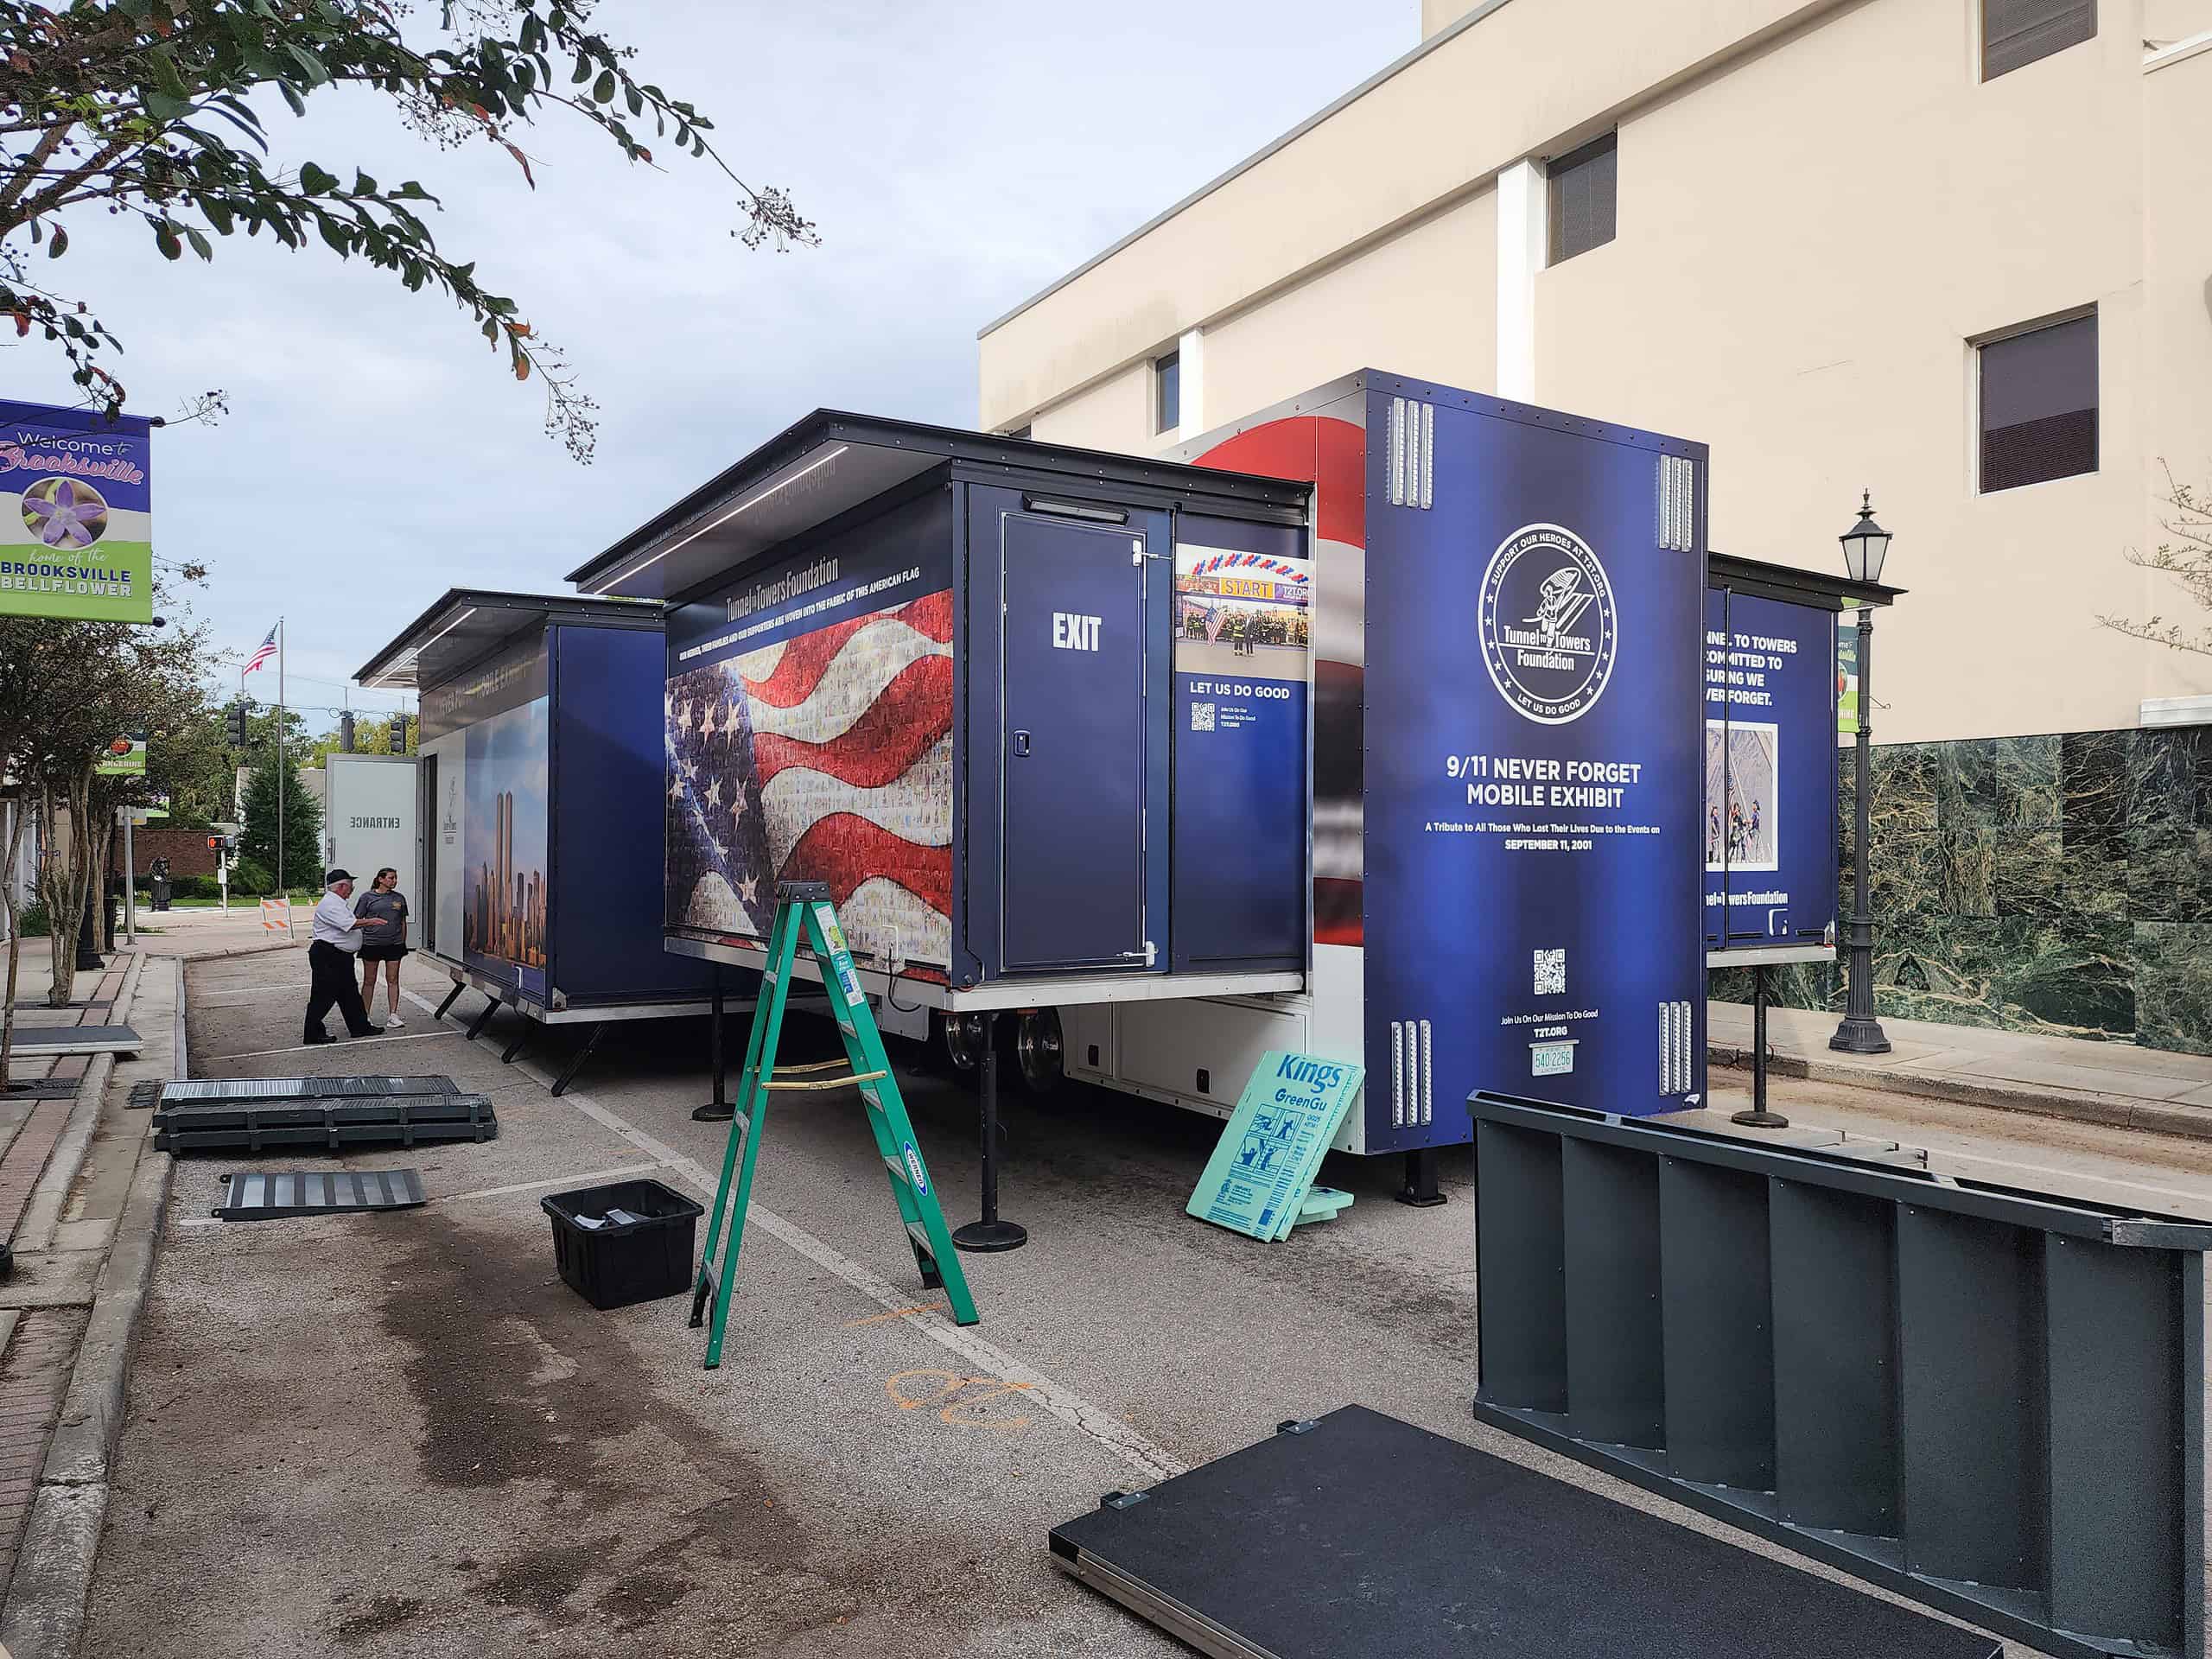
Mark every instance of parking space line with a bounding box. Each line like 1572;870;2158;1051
205;1030;464;1063
170;1160;678;1231
401;985;1187;1485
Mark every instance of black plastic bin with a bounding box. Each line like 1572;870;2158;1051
541;1179;703;1310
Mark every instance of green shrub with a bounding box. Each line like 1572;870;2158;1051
163;874;220;900
228;858;275;898
14;899;50;938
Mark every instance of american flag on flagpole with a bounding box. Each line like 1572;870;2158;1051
242;625;277;676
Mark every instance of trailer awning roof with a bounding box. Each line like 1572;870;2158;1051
565;409;1313;603
353;588;660;692
1708;552;1904;612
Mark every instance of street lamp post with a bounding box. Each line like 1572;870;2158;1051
1832;492;1892;1056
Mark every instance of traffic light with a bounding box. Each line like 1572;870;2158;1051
389;713;408;753
224;702;247;746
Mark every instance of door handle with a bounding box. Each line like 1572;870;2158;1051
1012;730;1032;757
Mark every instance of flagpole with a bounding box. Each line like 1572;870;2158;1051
277;616;289;936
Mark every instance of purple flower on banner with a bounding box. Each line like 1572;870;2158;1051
22;479;108;549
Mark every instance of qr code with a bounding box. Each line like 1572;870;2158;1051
1190;701;1216;732
1533;948;1567;996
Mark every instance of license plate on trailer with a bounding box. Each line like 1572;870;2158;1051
1530;1042;1575;1077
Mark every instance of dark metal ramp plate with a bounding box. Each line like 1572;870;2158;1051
156;1095;497;1154
1050;1407;2000;1659
157;1076;463;1106
10;1025;140;1054
214;1167;427;1220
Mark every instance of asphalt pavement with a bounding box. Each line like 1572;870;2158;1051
69;944;2212;1657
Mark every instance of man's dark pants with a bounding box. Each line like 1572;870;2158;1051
305;940;377;1041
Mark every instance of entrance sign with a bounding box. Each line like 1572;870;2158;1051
1186;1051;1363;1241
0;400;153;623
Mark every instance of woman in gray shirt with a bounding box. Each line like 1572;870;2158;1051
355;868;411;1030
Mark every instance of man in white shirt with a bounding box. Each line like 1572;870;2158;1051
304;868;388;1045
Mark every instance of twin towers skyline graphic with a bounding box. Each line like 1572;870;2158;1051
460;786;547;972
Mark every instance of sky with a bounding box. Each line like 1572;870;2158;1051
21;1;1414;731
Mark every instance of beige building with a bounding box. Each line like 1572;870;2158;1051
980;0;2212;1049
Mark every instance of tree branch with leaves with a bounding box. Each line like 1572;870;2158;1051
0;0;813;459
2097;467;2212;658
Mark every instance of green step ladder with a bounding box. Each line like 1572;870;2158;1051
689;880;979;1368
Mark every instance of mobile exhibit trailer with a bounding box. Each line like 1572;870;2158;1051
1700;551;1900;1125
355;590;720;1095
566;412;1314;1244
1135;370;1711;1198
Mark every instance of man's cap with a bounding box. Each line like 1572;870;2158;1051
325;868;353;886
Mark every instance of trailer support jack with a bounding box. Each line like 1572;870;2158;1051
953;1010;1028;1253
550;1022;605;1099
433;982;465;1021
1395;1147;1446;1208
465;991;502;1043
692;968;731;1122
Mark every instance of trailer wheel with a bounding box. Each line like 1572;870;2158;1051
938;1010;988;1074
1014;1008;1065;1097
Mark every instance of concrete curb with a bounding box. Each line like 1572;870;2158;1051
1709;1043;2212;1142
182;938;298;963
0;1137;167;1659
0;945;175;1658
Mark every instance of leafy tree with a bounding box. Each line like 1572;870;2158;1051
0;0;813;460
238;741;321;890
2098;470;2212;656
303;709;416;765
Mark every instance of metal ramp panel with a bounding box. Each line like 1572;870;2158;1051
9;1025;140;1056
156;1094;497;1154
156;1076;463;1106
214;1167;428;1221
1049;1407;2001;1659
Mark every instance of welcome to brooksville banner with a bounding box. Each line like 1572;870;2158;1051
0;398;153;624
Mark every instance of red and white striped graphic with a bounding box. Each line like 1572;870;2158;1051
668;591;953;976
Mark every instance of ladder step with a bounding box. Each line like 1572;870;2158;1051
883;1153;909;1186
764;1068;887;1093
904;1219;937;1261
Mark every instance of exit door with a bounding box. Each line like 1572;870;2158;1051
1000;512;1149;973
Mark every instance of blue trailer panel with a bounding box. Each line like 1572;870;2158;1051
1362;383;1707;1141
1702;582;1840;956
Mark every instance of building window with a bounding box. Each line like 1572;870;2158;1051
1978;310;2096;493
1155;352;1180;434
1982;0;2094;80
1547;131;1617;264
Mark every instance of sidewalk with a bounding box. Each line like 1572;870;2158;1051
1710;1000;2212;1140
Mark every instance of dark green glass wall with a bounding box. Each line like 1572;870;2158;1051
1710;725;2212;1055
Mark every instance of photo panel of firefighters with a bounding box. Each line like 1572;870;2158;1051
1704;718;1779;873
1175;544;1312;677
664;592;953;981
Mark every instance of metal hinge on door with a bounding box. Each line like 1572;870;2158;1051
1131;537;1164;565
1120;940;1158;966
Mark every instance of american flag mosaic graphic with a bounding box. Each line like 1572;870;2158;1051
664;590;953;980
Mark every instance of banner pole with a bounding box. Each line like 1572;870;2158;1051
277;617;292;938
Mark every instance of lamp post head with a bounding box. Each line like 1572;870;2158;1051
1840;489;1892;586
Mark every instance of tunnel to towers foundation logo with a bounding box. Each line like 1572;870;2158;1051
1478;523;1618;725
